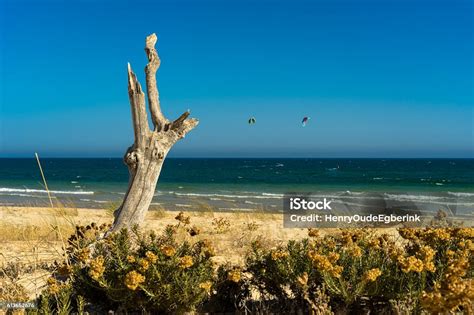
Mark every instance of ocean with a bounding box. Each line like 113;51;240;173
0;158;473;216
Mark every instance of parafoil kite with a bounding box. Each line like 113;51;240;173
302;116;310;127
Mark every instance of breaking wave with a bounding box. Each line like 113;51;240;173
0;187;94;195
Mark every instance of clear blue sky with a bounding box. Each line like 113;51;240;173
0;0;472;158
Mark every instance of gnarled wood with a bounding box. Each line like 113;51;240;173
111;34;198;232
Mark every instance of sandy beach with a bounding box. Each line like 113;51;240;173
0;205;314;262
0;205;313;300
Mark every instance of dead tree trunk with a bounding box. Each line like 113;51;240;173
111;33;198;232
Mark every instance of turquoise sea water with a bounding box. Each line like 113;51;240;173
0;158;473;215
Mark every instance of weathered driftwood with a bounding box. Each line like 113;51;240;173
111;34;198;232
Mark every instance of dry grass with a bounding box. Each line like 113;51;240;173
1;205;471;314
0;205;310;301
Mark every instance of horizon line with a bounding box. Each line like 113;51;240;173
1;156;473;159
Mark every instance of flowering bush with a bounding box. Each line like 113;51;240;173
245;225;473;313
33;211;473;314
399;225;474;314
41;221;215;313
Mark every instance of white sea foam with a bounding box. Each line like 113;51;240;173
169;191;283;199
1;193;48;198
448;192;474;197
79;198;107;203
384;193;447;202
244;201;259;205
261;192;284;197
219;207;253;212
0;187;94;195
175;203;192;208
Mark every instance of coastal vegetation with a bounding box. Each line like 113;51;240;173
1;207;472;314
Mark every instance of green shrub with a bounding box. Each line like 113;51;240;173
42;222;215;314
245;227;473;314
32;216;473;314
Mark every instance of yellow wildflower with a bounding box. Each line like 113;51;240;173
199;281;212;293
420;245;436;272
227;269;241;283
124;270;145;290
161;245;176;257
88;256;105;280
127;255;136;263
179;255;194;269
327;252;340;263
428;228;451;241
421;250;474;313
145;251;158;264
367;238;381;249
138;258;150;271
399;256;424;273
387;245;404;261
458;239;474;251
308;251;342;278
77;248;91;262
446;249;456;258
456;227;474;239
308;251;332;271
322;238;336;248
347;245;362;258
47;277;60;295
271;250;289;260
363;268;382;282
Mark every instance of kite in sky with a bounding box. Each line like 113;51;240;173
248;117;256;125
301;116;310;127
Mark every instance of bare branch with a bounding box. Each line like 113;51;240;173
171;110;190;130
181;118;199;134
174;118;199;140
145;33;166;130
128;63;149;148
